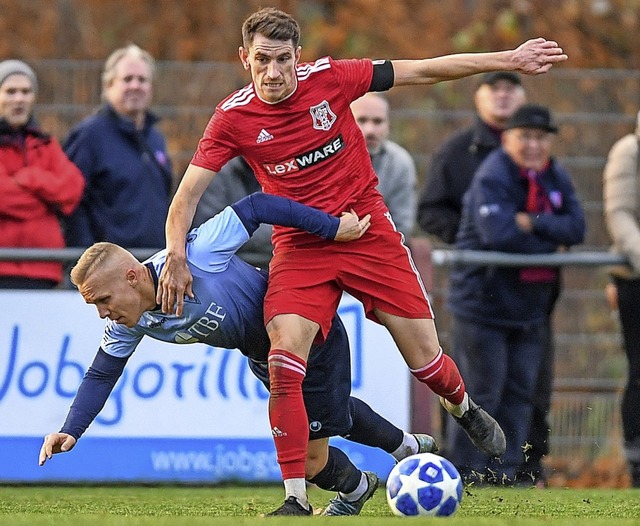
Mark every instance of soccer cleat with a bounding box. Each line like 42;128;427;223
265;496;312;516
442;397;506;457
413;433;439;454
321;471;379;516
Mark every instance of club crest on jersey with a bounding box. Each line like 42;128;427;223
310;100;337;131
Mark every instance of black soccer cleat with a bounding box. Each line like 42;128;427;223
445;397;506;457
265;496;313;516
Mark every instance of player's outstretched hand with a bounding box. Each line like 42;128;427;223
157;254;194;316
39;433;77;466
512;38;568;75
335;209;371;241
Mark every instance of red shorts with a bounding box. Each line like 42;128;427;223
264;200;434;341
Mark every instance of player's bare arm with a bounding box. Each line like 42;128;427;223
158;163;216;315
392;38;567;86
38;433;77;466
335;209;371;241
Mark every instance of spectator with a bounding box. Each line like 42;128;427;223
446;104;585;484
603;110;640;487
0;59;84;289
64;44;173;249
350;92;417;239
416;72;525;462
193;156;273;269
417;72;526;244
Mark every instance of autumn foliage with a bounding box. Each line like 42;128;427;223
1;0;640;67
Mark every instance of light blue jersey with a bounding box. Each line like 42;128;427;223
101;205;271;362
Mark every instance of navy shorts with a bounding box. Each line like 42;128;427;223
248;314;352;440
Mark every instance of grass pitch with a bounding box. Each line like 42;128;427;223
1;484;640;525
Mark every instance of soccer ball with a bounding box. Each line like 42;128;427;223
386;452;463;517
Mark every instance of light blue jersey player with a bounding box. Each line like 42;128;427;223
40;193;436;516
103;203;276;358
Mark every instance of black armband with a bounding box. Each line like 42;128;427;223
369;60;394;92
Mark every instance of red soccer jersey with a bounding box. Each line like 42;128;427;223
191;57;382;247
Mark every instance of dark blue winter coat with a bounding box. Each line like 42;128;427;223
447;148;586;328
63;104;173;248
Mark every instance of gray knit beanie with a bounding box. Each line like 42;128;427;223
0;60;38;92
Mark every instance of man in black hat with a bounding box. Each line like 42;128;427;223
445;103;585;485
417;71;526;244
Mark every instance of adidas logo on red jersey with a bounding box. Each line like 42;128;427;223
256;129;274;143
271;427;287;437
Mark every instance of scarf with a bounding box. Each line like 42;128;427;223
519;166;557;283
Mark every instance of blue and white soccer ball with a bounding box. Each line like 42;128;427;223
386;452;463;517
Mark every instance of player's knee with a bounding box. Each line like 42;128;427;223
266;315;316;352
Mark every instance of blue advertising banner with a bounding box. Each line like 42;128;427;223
0;291;408;483
6;437;396;483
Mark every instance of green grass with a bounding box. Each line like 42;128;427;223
1;485;640;525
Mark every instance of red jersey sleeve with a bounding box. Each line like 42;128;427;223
191;107;238;173
328;58;375;103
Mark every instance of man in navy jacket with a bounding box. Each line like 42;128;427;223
64;44;172;249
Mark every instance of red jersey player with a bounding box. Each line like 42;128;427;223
158;7;567;516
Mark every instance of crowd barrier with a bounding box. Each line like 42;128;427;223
0;247;627;266
430;246;627;484
430;249;626;267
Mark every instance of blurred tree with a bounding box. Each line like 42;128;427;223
0;0;639;67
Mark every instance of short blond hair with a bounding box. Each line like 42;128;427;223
70;242;130;288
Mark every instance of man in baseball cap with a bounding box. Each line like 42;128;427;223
479;71;522;87
418;72;526;244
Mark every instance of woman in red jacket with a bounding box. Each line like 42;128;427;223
0;60;84;288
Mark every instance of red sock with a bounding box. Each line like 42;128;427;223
410;347;466;406
268;349;308;480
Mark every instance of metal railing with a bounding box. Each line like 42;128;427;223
0;247;627;266
431;249;626;267
0;247;161;262
0;246;629;467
